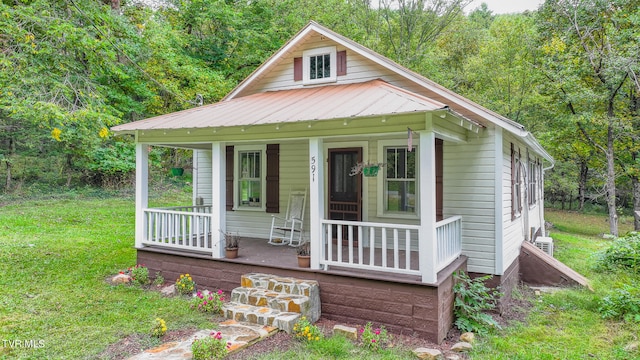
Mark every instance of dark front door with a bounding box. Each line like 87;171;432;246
328;148;362;241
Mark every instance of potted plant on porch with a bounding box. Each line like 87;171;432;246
222;231;240;259
296;242;310;268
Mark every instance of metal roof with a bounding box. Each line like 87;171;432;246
112;79;448;132
222;21;553;165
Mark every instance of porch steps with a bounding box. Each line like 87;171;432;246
222;273;321;334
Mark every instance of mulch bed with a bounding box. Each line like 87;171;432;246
100;283;535;359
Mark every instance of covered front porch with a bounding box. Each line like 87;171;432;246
134;125;468;284
139;205;462;282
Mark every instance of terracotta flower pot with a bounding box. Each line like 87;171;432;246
225;248;238;259
297;255;310;268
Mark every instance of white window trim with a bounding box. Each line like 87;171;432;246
233;145;267;211
512;153;522;219
377;140;420;220
302;46;337;85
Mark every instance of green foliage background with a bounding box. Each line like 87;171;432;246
2;0;640;218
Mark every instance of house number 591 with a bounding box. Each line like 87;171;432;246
311;156;317;182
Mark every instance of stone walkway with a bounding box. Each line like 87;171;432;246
127;320;278;360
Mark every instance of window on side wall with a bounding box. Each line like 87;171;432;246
302;46;337;85
528;156;537;207
378;141;418;218
235;145;266;210
511;144;522;220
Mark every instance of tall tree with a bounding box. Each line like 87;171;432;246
374;0;473;72
537;0;640;235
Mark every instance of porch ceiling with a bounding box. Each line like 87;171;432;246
112;79;451;134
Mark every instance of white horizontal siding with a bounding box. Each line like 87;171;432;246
501;134;546;270
247;36;412;95
443;129;496;274
226;141;310;240
195;149;212;205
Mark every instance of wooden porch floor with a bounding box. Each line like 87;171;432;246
143;237;461;285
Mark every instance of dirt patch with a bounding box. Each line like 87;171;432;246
99;328;197;360
227;284;534;359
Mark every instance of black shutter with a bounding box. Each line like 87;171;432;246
226;146;234;211
266;144;280;213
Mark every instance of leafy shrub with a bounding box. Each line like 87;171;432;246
128;264;150;286
595;232;640;273
359;322;389;351
191;331;228;360
176;273;196;295
191;290;225;313
151;318;167;338
85;140;136;188
292;316;323;342
453;271;502;334
598;284;640;322
153;272;164;286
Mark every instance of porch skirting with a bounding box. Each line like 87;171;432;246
137;248;467;343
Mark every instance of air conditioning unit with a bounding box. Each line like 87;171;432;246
534;236;554;257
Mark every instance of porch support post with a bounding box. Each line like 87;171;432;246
309;137;324;269
211;142;226;259
419;125;438;284
135;143;149;249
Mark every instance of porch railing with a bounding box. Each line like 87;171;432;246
320;219;422;276
320;216;462;277
435;215;462;272
155;205;212;213
142;207;213;253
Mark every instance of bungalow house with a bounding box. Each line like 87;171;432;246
112;21;554;343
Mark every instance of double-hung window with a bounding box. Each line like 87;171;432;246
378;141;418;217
235;145;266;210
302;46;337;85
511;144;522;219
528;157;537;206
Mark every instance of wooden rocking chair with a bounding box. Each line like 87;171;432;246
268;188;307;246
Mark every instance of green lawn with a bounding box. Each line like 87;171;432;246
1;196;638;359
471;210;639;360
0;196;214;359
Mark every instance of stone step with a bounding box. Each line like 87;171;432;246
241;273;319;297
236;273;321;323
230;287;311;314
222;302;301;334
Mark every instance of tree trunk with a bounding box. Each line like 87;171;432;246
605;118;618;236
578;159;588;210
4;158;11;191
633;176;640;231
